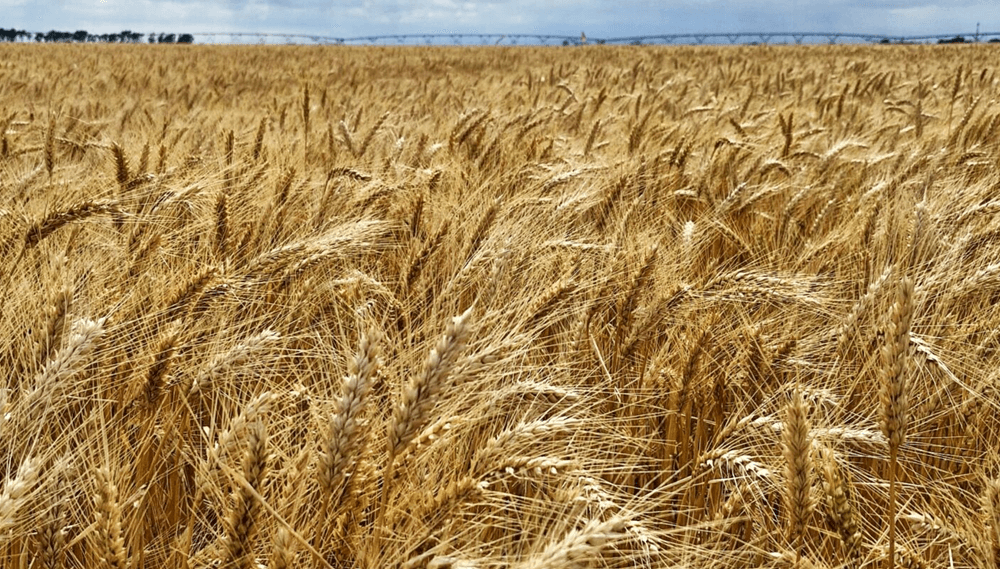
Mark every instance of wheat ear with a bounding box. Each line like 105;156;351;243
319;329;381;500
783;386;814;563
515;517;627;569
818;445;861;564
22;318;105;424
471;418;580;476
25;285;71;376
35;489;67;569
142;325;180;408
93;468;127;569
380;308;474;536
270;527;296;569
252;116;267;161
220;421;268;569
24;201;117;248
880;277;914;569
111;142;130;190
358;111;389;158
0;457;40;544
196;394;273;508
835;267;892;362
338;120;356;156
189;330;280;397
44;115;55;178
387;308;474;464
404;223;448;294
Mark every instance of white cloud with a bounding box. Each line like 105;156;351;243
1;0;997;39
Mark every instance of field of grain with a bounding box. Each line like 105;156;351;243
1;42;999;569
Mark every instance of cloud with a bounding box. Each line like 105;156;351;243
1;0;996;39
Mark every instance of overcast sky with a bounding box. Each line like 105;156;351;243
2;0;997;41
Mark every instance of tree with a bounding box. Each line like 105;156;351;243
178;34;194;44
45;31;73;42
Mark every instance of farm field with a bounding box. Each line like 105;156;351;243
1;43;1000;569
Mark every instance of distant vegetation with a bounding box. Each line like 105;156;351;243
884;35;1000;44
0;28;192;43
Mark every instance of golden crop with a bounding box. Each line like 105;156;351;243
1;42;999;569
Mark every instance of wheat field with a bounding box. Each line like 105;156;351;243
1;42;999;569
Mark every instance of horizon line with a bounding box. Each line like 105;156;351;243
4;29;1000;45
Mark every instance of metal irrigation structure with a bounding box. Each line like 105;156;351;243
5;30;1000;46
182;31;1000;46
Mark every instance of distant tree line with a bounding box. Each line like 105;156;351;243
879;35;1000;44
0;28;193;43
935;36;1000;44
0;28;29;41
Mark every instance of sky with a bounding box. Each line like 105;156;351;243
1;0;997;42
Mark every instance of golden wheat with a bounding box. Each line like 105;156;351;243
2;42;1000;569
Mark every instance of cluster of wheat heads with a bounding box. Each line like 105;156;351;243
1;41;1000;569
